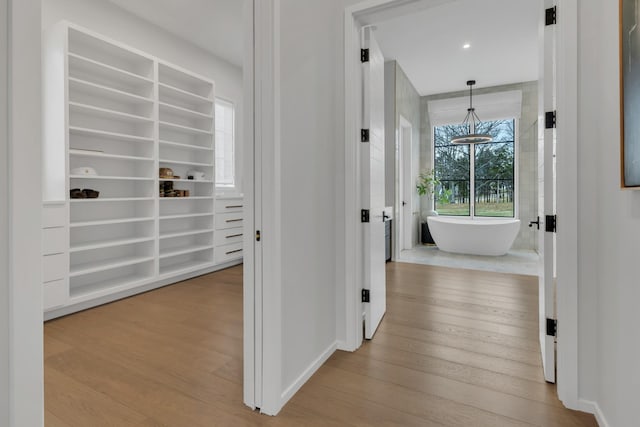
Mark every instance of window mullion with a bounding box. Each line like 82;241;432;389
470;144;475;218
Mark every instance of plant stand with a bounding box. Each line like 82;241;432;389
421;222;435;245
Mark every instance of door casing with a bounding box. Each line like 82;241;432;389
343;0;580;410
3;0;264;424
398;115;413;251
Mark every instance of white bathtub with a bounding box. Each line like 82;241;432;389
427;216;520;256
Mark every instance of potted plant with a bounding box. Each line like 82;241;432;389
416;168;440;219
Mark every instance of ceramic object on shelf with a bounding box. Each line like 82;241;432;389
187;170;206;180
159;167;174;179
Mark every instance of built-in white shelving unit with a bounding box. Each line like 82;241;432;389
158;58;215;278
42;22;243;318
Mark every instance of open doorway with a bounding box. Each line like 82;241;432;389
39;0;261;423
374;0;542;277
346;2;575;408
397;114;417;255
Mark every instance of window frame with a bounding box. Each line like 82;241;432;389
431;118;519;219
214;97;236;189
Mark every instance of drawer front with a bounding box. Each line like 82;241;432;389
214;228;244;246
43;204;67;228
43;279;68;311
215;198;244;213
215;242;243;264
215;212;244;230
43;253;67;283
43;227;66;255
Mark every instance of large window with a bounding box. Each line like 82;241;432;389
434;119;515;217
215;99;235;187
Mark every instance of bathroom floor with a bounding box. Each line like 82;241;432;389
398;245;539;276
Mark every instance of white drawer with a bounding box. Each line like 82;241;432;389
215;242;243;264
43;279;68;311
215;198;244;213
43;253;67;283
215;212;244;230
42;227;66;255
215;228;244;246
42;204;66;228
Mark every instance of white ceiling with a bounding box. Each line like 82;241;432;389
373;0;541;96
107;0;244;67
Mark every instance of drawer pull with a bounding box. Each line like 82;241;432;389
225;249;242;255
225;205;243;209
226;233;243;239
225;219;243;223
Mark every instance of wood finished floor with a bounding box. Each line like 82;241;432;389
44;263;597;427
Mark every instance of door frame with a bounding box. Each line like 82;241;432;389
1;0;10;424
343;0;580;410
3;0;271;423
249;0;283;416
397;114;413;254
2;0;44;425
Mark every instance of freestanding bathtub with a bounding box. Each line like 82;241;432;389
427;216;521;256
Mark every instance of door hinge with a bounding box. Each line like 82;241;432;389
545;215;557;233
361;129;370;142
255;230;261;242
546;318;557;337
545;111;557;129
362;289;370;303
361;48;369;63
361;209;370;223
545;6;556;26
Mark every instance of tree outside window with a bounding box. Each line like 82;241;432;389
433;119;515;217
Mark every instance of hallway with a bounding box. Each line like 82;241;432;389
44;263;596;426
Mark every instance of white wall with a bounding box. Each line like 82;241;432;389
384;61;396;209
0;0;9;423
3;1;44;425
278;0;339;393
391;61;421;246
42;0;245;192
578;1;640;425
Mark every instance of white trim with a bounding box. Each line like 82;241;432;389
7;0;44;426
398;115;413;251
0;0;9;423
253;0;283;416
341;2;365;352
280;342;337;405
343;0;579;407
578;400;610;427
242;0;257;411
554;0;580;410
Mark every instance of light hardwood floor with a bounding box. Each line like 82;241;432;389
45;263;597;426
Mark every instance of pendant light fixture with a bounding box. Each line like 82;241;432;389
450;80;492;145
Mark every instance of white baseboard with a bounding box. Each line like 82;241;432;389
279;341;337;406
578;399;610;427
336;340;358;352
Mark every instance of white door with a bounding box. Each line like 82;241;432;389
538;0;557;383
399;118;413;250
362;27;386;340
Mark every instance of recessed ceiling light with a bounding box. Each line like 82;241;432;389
463;43;471;49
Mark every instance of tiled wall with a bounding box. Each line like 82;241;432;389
419;81;539;251
385;61;422;246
